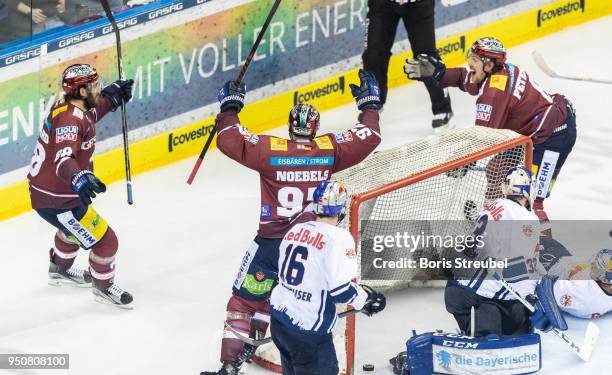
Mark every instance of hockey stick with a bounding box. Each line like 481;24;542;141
186;0;282;185
100;0;134;204
532;51;612;85
493;273;599;361
225;309;360;346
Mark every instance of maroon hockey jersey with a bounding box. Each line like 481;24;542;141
440;63;568;144
27;97;115;209
216;109;381;238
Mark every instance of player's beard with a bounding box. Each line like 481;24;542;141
84;92;97;110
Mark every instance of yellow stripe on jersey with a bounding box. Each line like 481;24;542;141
314;136;334;150
52;105;68;118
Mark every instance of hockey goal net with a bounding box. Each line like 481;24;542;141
253;127;532;374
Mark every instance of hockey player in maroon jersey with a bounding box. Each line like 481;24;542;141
201;70;382;375
404;37;577;231
27;63;134;308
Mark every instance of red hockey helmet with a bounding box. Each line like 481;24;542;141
467;37;506;68
288;104;320;140
61;64;99;96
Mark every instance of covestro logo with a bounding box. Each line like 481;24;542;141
293;76;345;105
168;124;214;152
537;0;585;27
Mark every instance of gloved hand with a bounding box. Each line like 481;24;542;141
404;54;446;81
218;80;246;113
349;69;382;111
71;170;106;205
360;284;386;316
101;79;134;108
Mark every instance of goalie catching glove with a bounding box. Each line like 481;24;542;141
404;54;446;82
360;284;386;316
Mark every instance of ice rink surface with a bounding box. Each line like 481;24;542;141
2;16;611;375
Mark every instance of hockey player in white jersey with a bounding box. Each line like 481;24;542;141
270;180;386;375
445;165;543;337
550;248;612;319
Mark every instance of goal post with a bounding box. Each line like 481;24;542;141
253;127;533;375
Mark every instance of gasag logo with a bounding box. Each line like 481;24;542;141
168;124;214;152
293;77;345;105
537;0;585;27
437;35;466;57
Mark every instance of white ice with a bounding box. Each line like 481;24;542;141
1;15;611;375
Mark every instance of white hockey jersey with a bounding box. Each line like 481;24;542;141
553;263;612;319
455;198;541;300
270;220;368;335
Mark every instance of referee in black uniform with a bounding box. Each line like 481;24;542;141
363;0;453;132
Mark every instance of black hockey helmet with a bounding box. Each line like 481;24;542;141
288;104;320;140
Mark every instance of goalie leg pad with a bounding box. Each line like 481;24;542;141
406;332;542;375
531;275;568;332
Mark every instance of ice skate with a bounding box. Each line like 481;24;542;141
432;111;454;133
93;283;133;309
48;261;92;287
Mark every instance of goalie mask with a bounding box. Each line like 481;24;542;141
501;165;535;208
590;248;612;285
313;180;348;220
288;104;320;140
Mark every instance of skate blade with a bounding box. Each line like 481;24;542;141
48;278;92;288
93;295;134;310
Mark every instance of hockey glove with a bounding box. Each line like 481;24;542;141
360;284;386;316
404;54;446;82
71;170;106;206
218;80;246;113
101;79;134;108
350;69;382;111
530;275;568;332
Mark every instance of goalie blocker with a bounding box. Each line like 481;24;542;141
392;332;542;375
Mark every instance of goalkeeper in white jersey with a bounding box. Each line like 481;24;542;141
445;166;544;338
270;180;386;375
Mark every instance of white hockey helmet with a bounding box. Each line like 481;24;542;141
590;248;612;284
501;165;535;207
313;180;349;219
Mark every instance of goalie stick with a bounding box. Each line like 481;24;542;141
532;51;612;85
187;0;282;184
224;308;360;346
99;0;134;204
494;273;599;361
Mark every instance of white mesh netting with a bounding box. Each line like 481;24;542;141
254;126;530;373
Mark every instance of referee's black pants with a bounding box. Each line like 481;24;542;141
363;0;451;114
